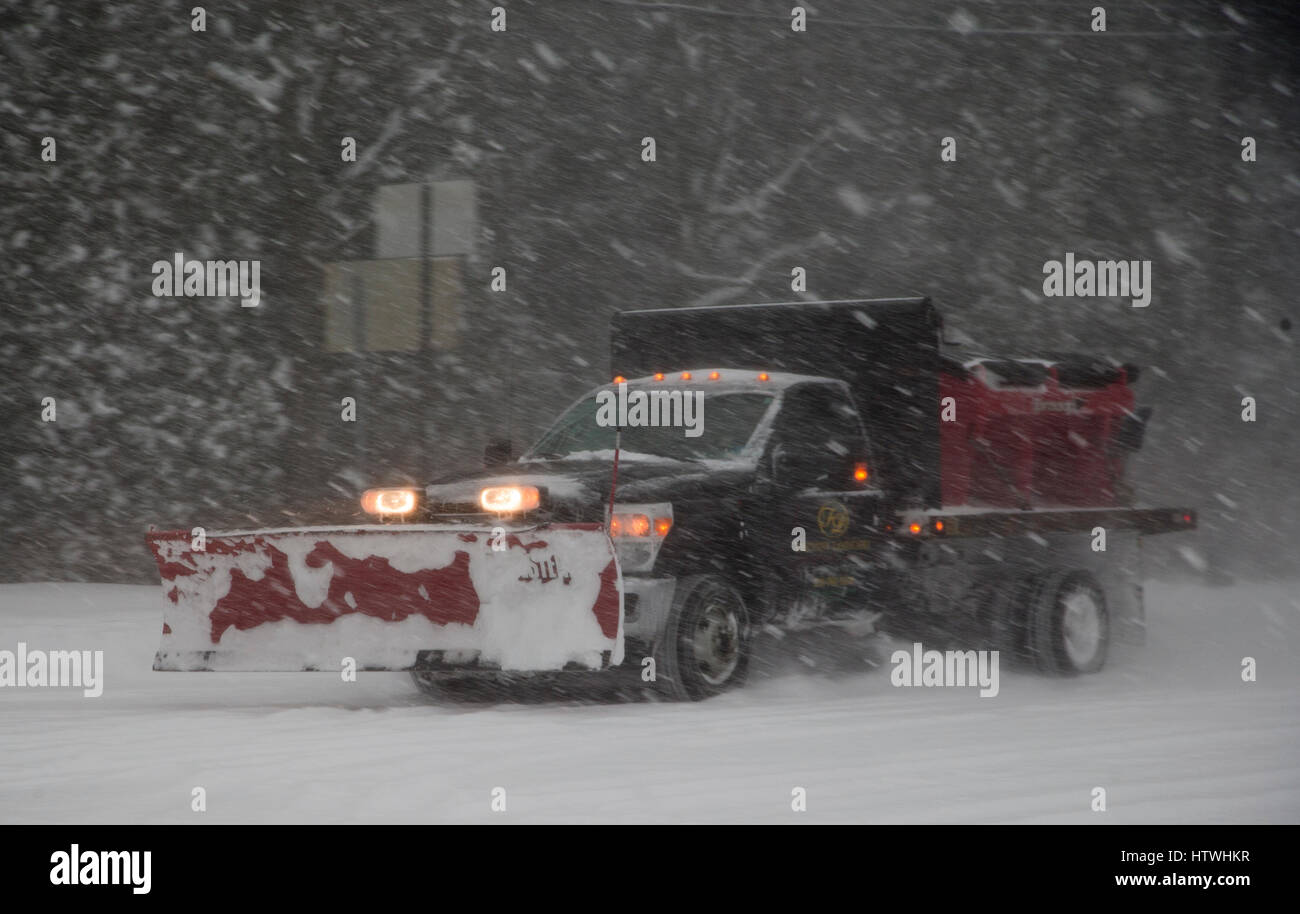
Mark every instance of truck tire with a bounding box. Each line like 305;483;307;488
654;575;752;701
1027;570;1109;675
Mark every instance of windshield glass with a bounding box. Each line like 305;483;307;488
527;391;774;462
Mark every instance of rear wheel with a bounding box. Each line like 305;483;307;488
1027;570;1109;675
655;575;752;701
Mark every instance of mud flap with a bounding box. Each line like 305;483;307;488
146;524;623;672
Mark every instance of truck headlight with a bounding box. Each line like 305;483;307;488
609;502;673;573
479;485;540;513
361;488;418;516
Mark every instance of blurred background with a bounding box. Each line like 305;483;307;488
1;0;1296;583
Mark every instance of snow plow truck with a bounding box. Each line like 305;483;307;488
147;298;1195;700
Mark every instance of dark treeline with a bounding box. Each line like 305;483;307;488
1;0;1296;582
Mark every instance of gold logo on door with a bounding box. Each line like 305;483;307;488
816;502;850;539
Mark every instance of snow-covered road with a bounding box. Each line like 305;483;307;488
1;580;1296;823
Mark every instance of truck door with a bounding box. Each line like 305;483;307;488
747;383;882;621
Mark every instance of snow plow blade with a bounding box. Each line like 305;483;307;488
146;524;623;673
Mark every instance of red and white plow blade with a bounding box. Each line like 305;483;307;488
145;524;623;672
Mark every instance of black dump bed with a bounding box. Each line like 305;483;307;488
610;298;943;508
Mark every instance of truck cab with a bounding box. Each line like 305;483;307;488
419;367;885;698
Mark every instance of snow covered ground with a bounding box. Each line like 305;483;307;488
1;579;1297;823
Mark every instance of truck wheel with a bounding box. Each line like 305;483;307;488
1028;571;1109;675
655;575;752;701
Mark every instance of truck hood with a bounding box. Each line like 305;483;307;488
424;452;758;520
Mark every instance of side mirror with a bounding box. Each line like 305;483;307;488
484;438;514;467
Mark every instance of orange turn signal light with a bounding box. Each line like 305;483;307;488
609;513;673;538
609;513;650;537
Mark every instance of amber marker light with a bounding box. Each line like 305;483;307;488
610;513;650;536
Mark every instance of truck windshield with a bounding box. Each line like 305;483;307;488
527;392;774;462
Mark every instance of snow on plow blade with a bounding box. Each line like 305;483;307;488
146;524;622;673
